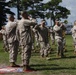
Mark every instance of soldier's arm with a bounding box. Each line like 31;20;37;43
24;19;37;27
47;28;50;37
0;29;6;35
5;22;17;33
61;25;66;30
0;30;2;34
53;26;61;32
16;26;20;42
34;24;41;31
11;22;17;29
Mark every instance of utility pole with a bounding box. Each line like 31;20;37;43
17;0;20;19
49;10;52;27
50;14;52;27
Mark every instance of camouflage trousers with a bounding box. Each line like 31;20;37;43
73;37;76;51
35;37;40;47
3;40;9;52
56;38;64;56
21;44;32;66
40;42;50;57
8;41;19;63
50;35;55;45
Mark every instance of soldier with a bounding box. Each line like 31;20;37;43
5;15;19;67
0;26;9;52
35;20;50;58
71;20;76;54
60;22;66;52
16;11;36;71
53;20;65;58
34;29;39;47
32;27;40;51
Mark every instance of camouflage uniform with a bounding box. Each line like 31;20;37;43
62;29;66;52
71;25;76;52
5;19;19;64
32;28;39;48
16;17;36;66
49;27;55;45
0;28;9;52
35;24;50;57
53;24;65;57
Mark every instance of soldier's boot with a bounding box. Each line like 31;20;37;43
56;52;61;58
61;54;66;58
41;54;44;58
10;62;20;67
23;65;36;72
63;46;67;52
74;51;76;54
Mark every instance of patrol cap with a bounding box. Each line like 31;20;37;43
41;20;46;24
8;14;15;19
21;11;28;16
55;20;60;23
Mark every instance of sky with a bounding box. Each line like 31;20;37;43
6;0;76;25
44;0;76;25
60;0;76;25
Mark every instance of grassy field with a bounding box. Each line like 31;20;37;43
0;35;76;75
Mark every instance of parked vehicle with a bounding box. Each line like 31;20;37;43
65;25;73;34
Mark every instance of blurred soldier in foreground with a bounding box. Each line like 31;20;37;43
16;11;37;71
53;20;66;58
5;15;19;67
35;20;50;58
71;20;76;54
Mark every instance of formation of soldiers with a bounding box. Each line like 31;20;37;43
0;11;75;71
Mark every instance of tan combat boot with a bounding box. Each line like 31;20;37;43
10;62;20;67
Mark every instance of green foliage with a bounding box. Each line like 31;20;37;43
10;0;46;18
64;20;68;24
0;1;15;29
9;0;70;23
21;0;45;18
44;0;70;24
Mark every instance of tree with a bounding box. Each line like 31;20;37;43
9;0;45;19
21;0;45;18
44;0;70;25
0;0;15;29
6;0;20;19
9;0;70;25
64;20;68;24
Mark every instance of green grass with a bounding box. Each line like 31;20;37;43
0;35;76;75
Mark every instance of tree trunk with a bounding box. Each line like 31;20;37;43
17;0;20;19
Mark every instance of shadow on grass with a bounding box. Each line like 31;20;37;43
51;67;76;70
65;49;73;52
35;67;76;71
30;56;76;71
31;66;76;71
47;55;76;61
31;64;59;67
31;64;59;71
31;64;76;71
66;56;76;58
